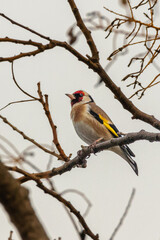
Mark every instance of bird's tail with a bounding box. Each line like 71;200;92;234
110;145;138;175
125;155;138;176
120;145;138;176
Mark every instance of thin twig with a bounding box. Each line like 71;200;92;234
0;13;51;41
11;62;38;100
0;37;44;47
61;189;92;218
8;231;13;240
109;189;136;240
0;135;20;155
104;6;160;31
0;99;36;111
0;114;62;159
37;83;70;162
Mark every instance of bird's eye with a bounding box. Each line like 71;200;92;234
74;93;83;98
71;92;84;106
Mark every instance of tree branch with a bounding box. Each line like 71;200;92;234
0;13;50;41
11;62;38;100
0;8;160;131
0;161;49;240
67;0;99;62
66;1;160;130
109;188;136;240
5;167;98;240
0;114;62;159
37;83;70;162
11;130;160;183
35;179;99;240
95;64;160;130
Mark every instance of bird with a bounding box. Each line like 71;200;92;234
65;90;138;175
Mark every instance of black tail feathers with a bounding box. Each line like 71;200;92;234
128;158;138;176
121;145;138;176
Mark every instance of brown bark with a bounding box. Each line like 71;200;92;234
0;162;49;240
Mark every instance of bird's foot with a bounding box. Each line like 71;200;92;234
93;137;104;145
89;137;104;154
81;145;86;149
117;131;126;136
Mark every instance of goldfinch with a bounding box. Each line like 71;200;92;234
66;90;138;175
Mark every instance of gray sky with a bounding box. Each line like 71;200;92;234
0;0;160;239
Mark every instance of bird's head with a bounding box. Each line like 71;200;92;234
65;90;94;107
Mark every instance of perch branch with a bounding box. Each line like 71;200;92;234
10;130;160;183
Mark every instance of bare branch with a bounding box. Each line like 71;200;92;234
8;231;13;240
109;188;136;240
0;7;160;135
95;65;160;130
0;99;36;111
104;7;160;31
11;62;38;100
35;181;98;239
6;167;99;240
103;0;160;99
0;114;62;159
37;83;70;162
0;161;49;240
0;37;44;47
0;135;20;155
0;13;50;41
61;189;92;218
12;130;160;183
67;0;99;62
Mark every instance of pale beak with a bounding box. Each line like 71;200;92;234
65;93;75;100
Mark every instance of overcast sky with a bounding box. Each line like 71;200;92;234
0;0;160;239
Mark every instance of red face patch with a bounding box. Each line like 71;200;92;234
73;90;84;96
71;90;84;106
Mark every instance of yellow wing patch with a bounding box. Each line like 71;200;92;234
99;114;119;137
